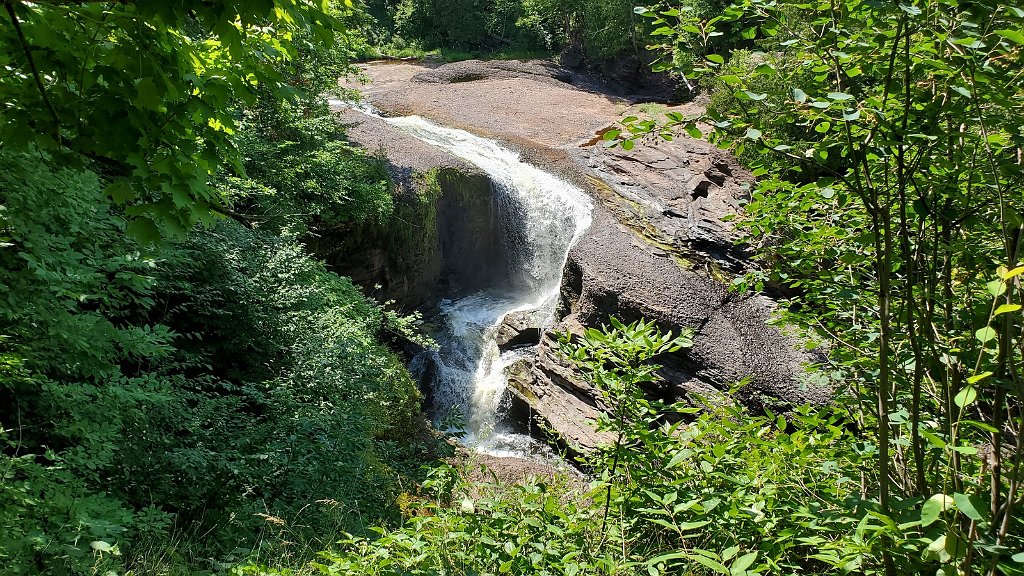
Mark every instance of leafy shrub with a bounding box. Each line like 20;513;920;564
307;317;1024;575
0;151;433;574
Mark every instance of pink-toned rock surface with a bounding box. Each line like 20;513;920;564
339;60;830;454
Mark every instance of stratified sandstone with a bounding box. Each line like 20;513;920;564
338;60;832;454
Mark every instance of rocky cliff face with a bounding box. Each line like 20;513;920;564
311;110;514;311
336;61;833;454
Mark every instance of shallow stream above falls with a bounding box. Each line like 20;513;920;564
336;101;594;460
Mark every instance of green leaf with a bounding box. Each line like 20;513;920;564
954;385;978;408
667;450;688;468
975;326;997;343
678;519;712;530
743;91;768;101
953;493;987;522
921;494;954;526
961;419;998;433
706;54;725;64
647;551;689;566
126;217;162;245
135;78;161;111
1012;552;1024;563
994;304;1020;315
745;128;762;139
924;534;947;561
1003;265;1024;279
951;85;972;97
987;279;1007;296
90;541;114;553
995;29;1024;45
966;371;992;384
689;554;730;574
921;429;948;449
827;91;854;101
731;552;757;573
104;180;135;204
792;88;808;102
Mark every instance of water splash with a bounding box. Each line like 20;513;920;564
342;101;593;458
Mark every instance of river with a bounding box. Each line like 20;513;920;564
337;102;593;459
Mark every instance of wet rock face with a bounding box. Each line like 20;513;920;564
311;110;515;310
435;170;516;298
496;311;542;351
504;331;616;458
339;60;835;454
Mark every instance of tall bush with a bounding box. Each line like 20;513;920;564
615;0;1024;572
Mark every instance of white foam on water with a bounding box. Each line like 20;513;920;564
343;101;592;460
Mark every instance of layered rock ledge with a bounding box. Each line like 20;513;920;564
336;60;832;454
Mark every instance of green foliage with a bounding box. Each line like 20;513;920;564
0;3;436;574
0;145;432;573
227;115;394;235
0;152;169;382
364;0;647;62
615;0;1024;573
395;0;495;49
312;320;1007;576
313;466;613;575
0;0;348;238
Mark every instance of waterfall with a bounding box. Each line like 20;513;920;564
341;103;593;458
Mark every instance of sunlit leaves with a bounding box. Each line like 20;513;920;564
0;0;346;239
627;0;1024;569
953;385;977;408
921;494;954;526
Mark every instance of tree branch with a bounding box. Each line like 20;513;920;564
4;1;62;142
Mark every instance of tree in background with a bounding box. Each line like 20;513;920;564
366;0;650;63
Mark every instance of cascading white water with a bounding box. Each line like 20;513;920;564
340;101;593;458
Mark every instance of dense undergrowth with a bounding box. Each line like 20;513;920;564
595;0;1024;573
0;1;442;574
285;319;1021;576
356;0;689;66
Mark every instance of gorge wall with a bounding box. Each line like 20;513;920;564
310;110;515;312
328;60;833;455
